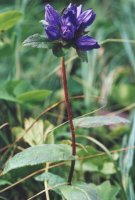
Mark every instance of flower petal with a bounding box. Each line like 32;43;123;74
77;9;96;28
45;4;60;26
76;5;82;18
61;24;75;40
61;4;77;26
76;35;100;51
67;3;72;9
45;25;60;40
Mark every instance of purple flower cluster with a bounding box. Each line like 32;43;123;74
42;3;100;52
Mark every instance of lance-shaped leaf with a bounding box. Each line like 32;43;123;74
16;89;52;103
73;115;129;128
3;144;74;174
23;33;50;48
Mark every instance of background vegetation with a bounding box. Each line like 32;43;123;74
0;0;135;199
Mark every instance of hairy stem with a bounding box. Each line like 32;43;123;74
61;57;76;185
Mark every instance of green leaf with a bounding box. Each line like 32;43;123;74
112;84;135;106
73;116;129;128
77;147;115;175
0;10;22;31
0;89;17;102
58;183;100;200
3;144;74;174
16;89;51;103
96;181;119;200
0;179;11;186
76;50;88;62
83;160;115;175
35;172;65;185
23;33;49;48
5;79;33;96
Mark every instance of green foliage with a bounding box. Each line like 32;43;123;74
96;181;119;200
3;144;74;174
58;183;100;200
77;147;116;175
23;33;49;49
16;89;52;103
112;84;135;106
52;44;67;57
0;179;11;186
76;50;88;62
23;33;69;58
0;89;17;102
0;80;51;104
74;116;129;128
35;172;65;185
22;119;53;146
0;10;22;31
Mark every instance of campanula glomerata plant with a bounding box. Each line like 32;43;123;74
41;3;100;185
1;2;130;200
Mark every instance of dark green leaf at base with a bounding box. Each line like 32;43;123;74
3;144;74;174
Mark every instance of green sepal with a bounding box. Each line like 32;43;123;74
52;45;66;57
76;50;88;62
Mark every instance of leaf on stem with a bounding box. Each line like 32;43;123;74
23;33;50;48
3;144;75;174
57;181;119;200
73;115;130;128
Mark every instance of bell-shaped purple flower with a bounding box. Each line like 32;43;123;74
77;9;96;29
43;3;100;53
61;4;77;26
45;4;60;26
76;35;100;51
44;4;60;40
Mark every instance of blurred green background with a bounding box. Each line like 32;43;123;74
0;0;135;199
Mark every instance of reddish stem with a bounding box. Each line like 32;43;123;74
61;57;76;184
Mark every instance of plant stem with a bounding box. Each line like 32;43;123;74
61;57;76;185
44;163;50;200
